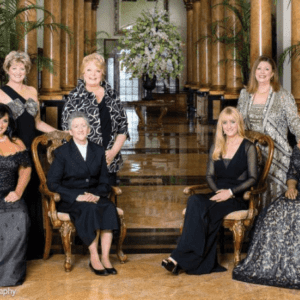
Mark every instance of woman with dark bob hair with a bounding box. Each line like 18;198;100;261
61;53;129;187
237;55;300;208
0;104;31;286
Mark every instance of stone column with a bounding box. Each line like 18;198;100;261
199;0;211;91
184;1;193;88
91;2;99;53
84;0;93;55
18;0;38;89
191;0;200;89
61;0;75;92
210;0;226;94
250;0;272;68
41;0;62;95
225;0;243;97
74;0;85;82
292;0;300;108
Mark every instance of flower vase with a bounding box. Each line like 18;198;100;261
142;74;156;100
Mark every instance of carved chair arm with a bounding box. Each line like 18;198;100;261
183;184;210;195
40;183;61;202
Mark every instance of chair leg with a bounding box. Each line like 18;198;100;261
59;221;75;272
230;220;245;267
43;215;53;260
117;215;127;263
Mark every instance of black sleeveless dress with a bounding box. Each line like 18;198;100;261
0;151;31;286
2;85;44;259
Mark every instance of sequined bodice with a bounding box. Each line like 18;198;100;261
6;98;38;120
0;151;31;197
248;104;265;132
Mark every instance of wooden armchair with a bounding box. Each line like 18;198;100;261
181;130;274;267
31;131;127;272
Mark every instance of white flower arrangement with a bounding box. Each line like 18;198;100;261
118;8;184;80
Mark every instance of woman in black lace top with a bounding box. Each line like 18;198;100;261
0;104;31;287
162;107;258;275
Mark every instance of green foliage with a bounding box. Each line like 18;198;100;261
278;42;300;76
0;0;72;76
84;30;110;58
118;7;184;80
208;0;250;85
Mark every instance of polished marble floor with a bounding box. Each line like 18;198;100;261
9;254;300;299
117;106;214;250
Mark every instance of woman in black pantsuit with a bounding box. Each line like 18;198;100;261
162;107;258;275
47;112;119;276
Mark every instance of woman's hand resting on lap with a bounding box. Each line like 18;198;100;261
5;191;20;202
285;188;298;200
210;189;232;202
77;192;100;203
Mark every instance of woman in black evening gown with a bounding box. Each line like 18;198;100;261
0;104;31;286
233;145;300;289
162;107;258;275
0;51;57;259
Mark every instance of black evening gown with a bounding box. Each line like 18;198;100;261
2;85;44;259
171;139;258;275
0;151;31;287
233;145;300;289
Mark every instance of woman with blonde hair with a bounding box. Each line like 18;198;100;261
162;106;258;275
0;50;57;260
61;53;129;188
237;55;300;207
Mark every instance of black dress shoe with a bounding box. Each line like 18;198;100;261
105;267;117;275
89;262;109;276
161;259;181;275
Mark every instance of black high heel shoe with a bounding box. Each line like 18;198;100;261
89;262;109;276
161;259;181;275
105;267;117;275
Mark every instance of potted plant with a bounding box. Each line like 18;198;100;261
0;0;72;84
118;7;183;100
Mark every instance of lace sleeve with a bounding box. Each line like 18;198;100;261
16;150;32;168
231;141;258;195
286;146;300;182
206;145;218;192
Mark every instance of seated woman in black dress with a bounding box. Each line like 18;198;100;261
0;104;31;286
47;112;119;276
162;106;258;275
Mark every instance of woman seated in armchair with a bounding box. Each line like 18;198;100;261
162;107;258;275
47;111;119;276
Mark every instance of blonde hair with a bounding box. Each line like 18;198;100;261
3;51;31;75
80;53;106;79
247;55;280;94
212;107;245;160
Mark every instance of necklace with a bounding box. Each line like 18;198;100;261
226;135;240;146
0;135;7;142
257;87;270;94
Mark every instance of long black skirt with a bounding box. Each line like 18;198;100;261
171;193;247;275
57;198;119;246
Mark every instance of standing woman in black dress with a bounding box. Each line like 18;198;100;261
162;107;258;275
61;53;129;187
0;51;57;259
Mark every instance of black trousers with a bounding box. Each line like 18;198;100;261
171;193;247;275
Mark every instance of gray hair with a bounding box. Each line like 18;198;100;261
67;111;91;130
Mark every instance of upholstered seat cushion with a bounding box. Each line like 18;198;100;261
51;207;124;222
182;208;257;220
